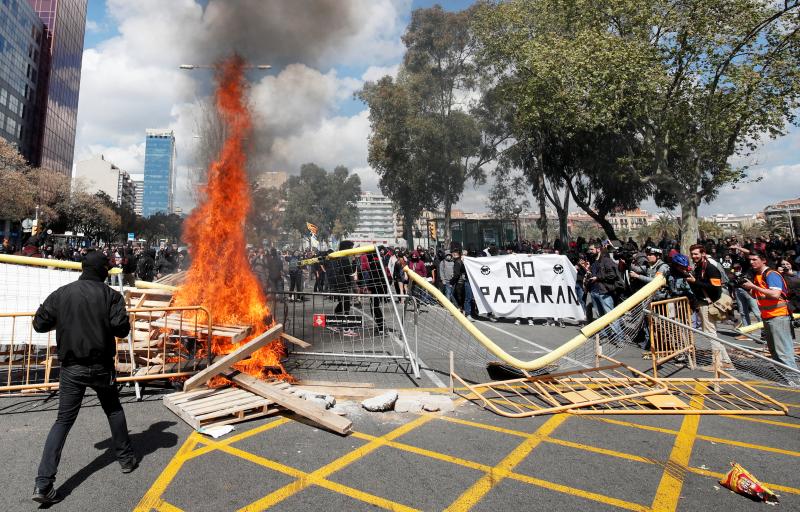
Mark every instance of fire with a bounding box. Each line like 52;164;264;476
174;55;287;381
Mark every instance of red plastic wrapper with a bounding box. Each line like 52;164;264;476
719;462;778;503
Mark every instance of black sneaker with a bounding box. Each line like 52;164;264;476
120;457;139;474
32;486;63;505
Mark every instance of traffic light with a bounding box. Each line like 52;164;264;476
31;219;39;236
428;221;437;240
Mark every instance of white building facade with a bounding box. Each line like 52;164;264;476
74;155;136;211
350;192;398;246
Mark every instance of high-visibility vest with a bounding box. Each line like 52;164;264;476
753;269;790;319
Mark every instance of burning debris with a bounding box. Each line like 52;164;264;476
174;55;289;382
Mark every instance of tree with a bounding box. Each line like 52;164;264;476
473;1;659;244
400;5;489;246
58;191;121;241
358;76;436;249
487;168;529;242
282;163;360;243
477;0;800;250
249;185;284;245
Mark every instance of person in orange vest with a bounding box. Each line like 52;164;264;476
741;251;799;380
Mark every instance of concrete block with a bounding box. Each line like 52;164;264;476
394;398;423;413
361;391;399;412
421;395;455;413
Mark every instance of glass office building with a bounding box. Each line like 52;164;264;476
29;0;88;176
0;0;46;163
142;129;176;217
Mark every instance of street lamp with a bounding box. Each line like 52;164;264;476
179;64;272;70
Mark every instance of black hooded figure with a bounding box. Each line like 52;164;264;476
31;250;137;505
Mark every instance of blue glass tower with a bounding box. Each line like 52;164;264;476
142;129;175;217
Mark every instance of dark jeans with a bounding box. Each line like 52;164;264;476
36;364;134;490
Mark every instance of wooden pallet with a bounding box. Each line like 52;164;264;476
163;386;277;430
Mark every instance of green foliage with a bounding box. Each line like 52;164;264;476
282;163;360;241
358;76;436;248
474;0;800;248
249;185;284;244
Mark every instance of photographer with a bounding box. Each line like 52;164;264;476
732;263;761;334
741;251;799;378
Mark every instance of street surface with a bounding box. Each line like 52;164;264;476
1;320;798;511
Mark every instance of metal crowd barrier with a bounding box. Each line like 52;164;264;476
268;290;420;377
648;297;696;375
0;306;212;395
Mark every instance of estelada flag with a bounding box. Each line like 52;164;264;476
306;222;318;236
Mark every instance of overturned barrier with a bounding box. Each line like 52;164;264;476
403;266;665;375
648;297;696;375
453;355;787;417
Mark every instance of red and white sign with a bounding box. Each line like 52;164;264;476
312;314;326;327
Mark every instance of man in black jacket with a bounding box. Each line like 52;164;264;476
31;250;136;505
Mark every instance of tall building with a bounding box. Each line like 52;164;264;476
0;0;46;163
131;176;143;216
74;154;135;210
29;0;87;176
142;129;176;217
351;192;397;245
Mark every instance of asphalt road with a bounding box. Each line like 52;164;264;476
2;314;799;512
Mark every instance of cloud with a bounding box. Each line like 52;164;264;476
74;0;411;212
361;64;401;82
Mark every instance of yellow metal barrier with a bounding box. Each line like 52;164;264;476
0;306;213;394
300;244;376;266
403;266;665;371
739;313;800;334
0;253;178;290
648;297;696;375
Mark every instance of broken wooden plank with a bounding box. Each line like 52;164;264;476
280;332;311;349
145;317;251;342
183;324;283;391
227;371;353;435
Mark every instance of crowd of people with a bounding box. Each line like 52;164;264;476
4;230;798;378
241;233;799;379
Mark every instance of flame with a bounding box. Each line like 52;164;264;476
174;55;288;382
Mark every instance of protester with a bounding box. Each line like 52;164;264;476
687;244;733;370
31;251;136;505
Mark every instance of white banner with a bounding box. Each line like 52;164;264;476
464;254;585;320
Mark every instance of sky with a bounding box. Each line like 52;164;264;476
75;0;800;218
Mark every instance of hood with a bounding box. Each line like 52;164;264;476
80;251;111;282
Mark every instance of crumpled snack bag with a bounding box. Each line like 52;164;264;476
719;462;778;503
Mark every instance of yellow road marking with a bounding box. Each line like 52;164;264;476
186;417;291;460
595;417;678;436
351;432;490;472
446;415;568;512
505;471;650;511
720;414;800;430
237;415;434;512
155;501;185;512
651;385;704;512
134;432;203;512
752;383;800;393
212;442;419;511
439;415;529;438
695;434;800;457
596;416;800;457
